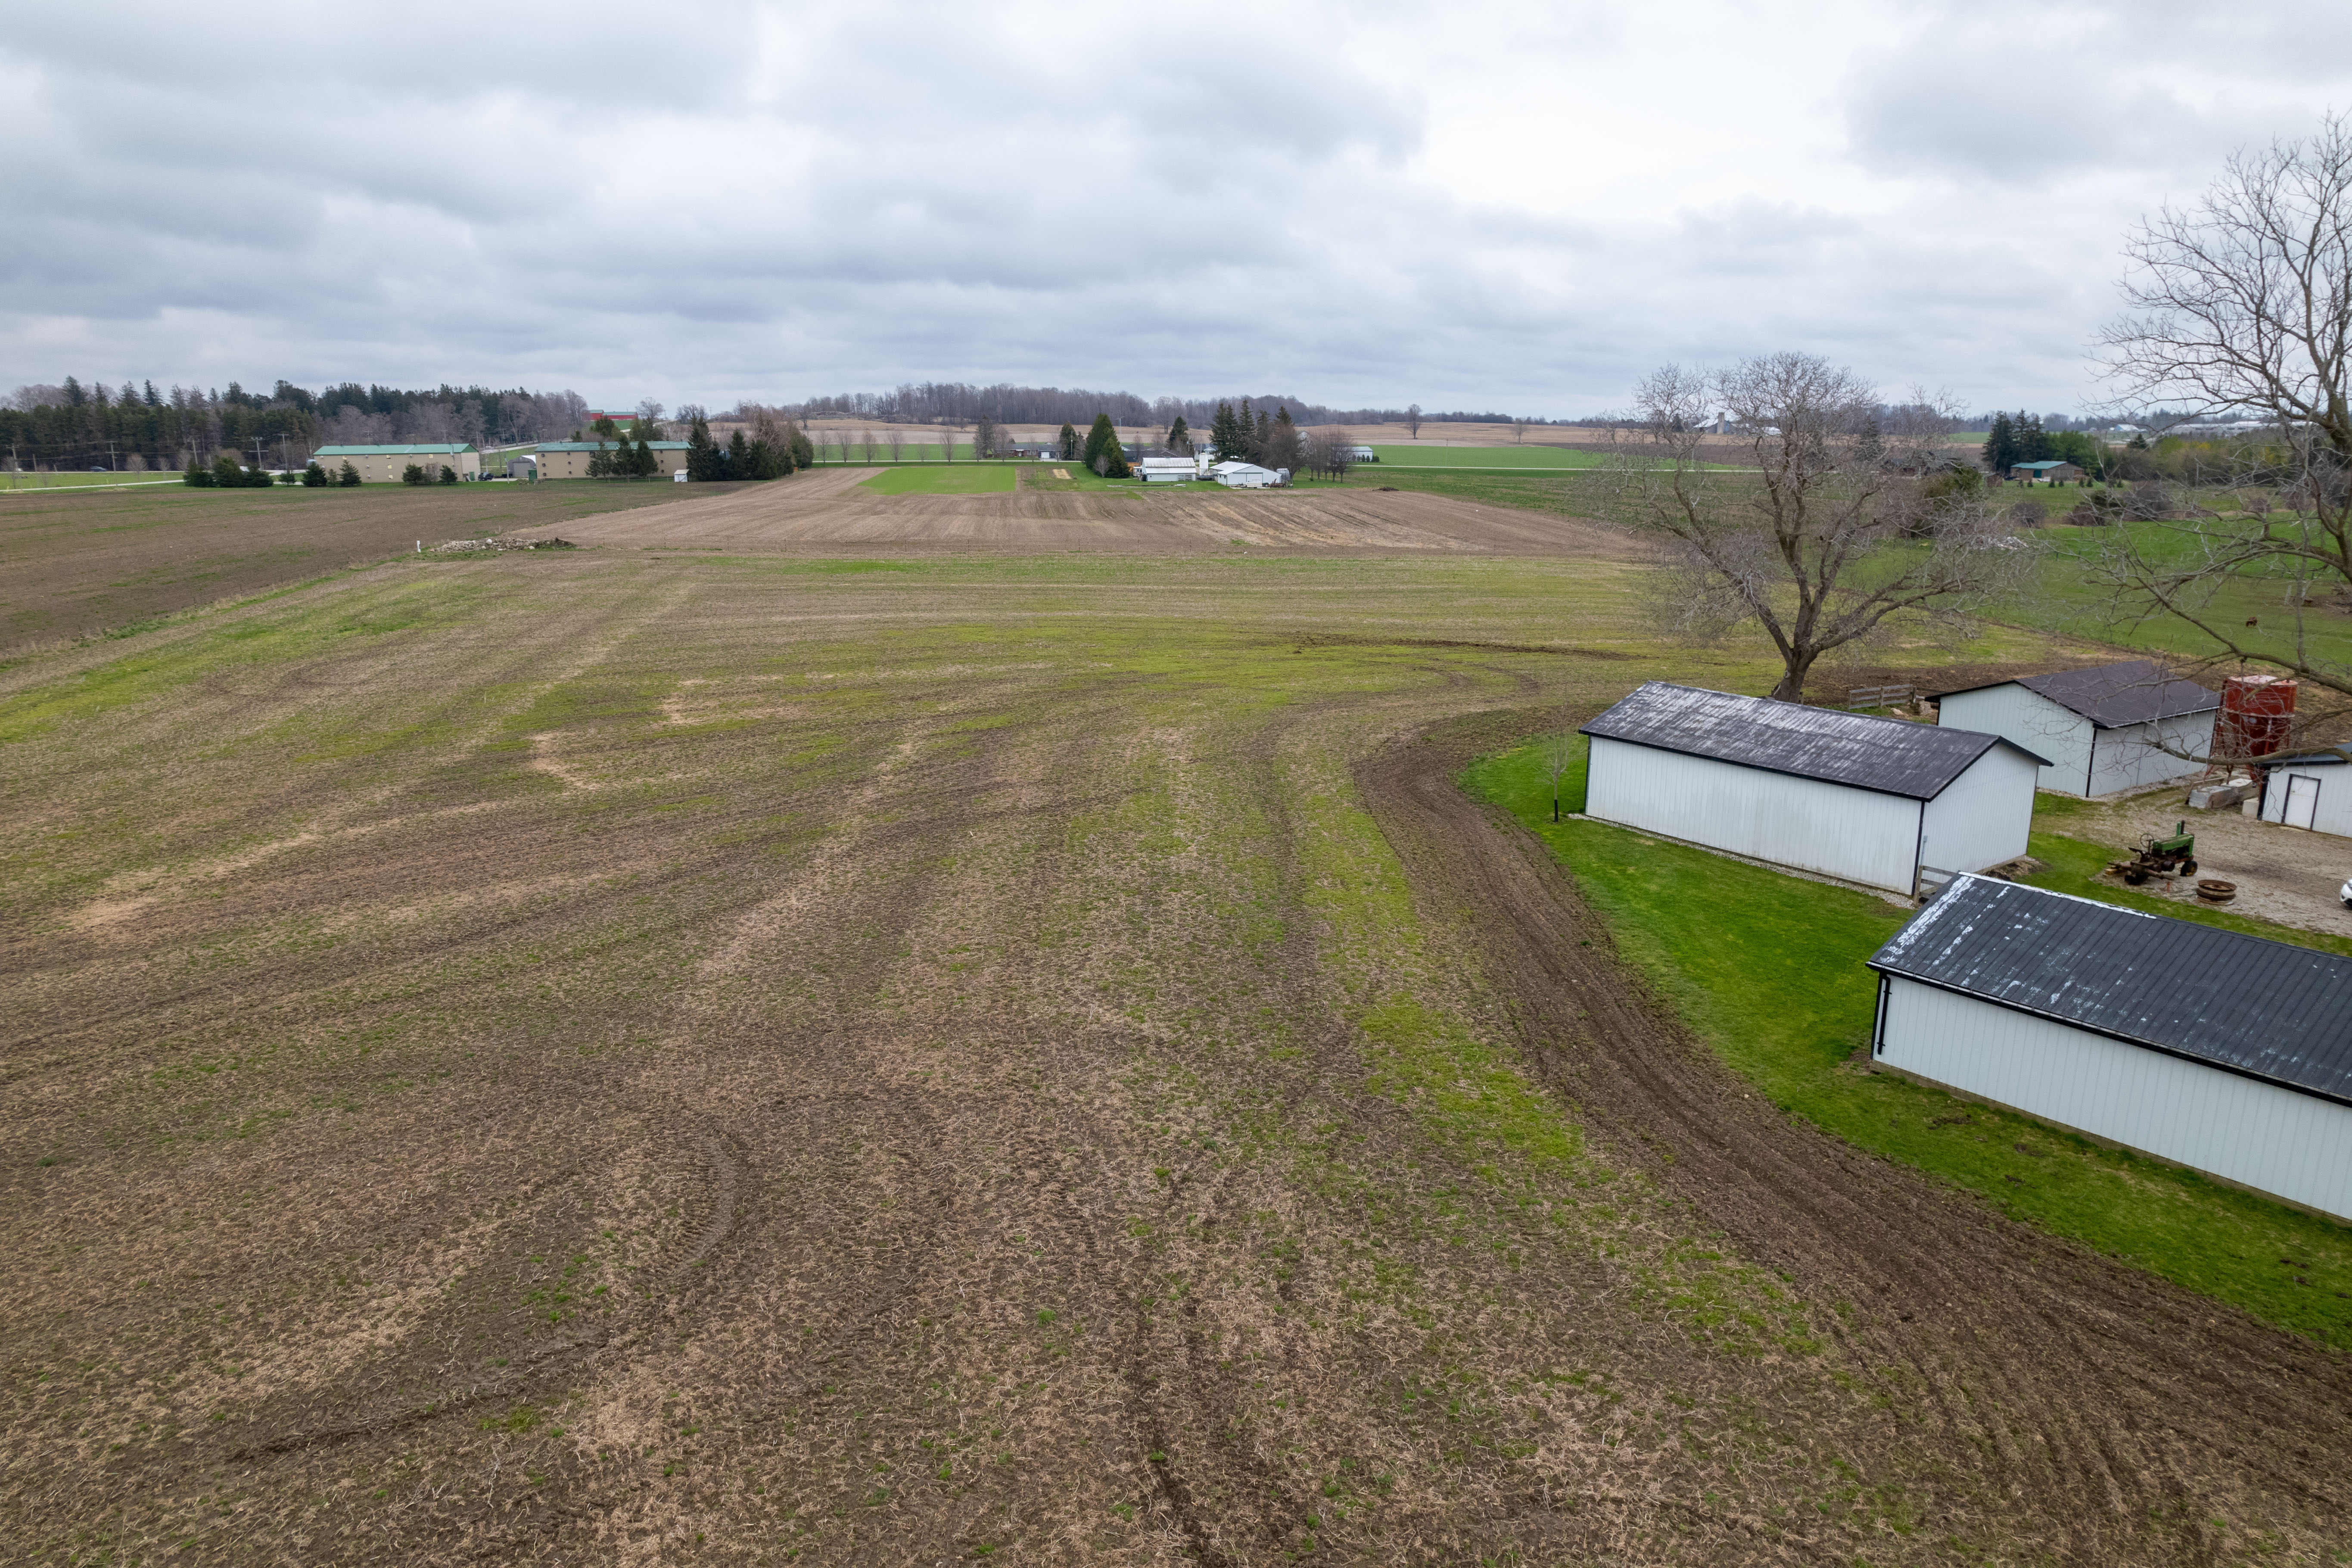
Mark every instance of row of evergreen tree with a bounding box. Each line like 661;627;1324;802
1;376;591;471
1981;410;2112;476
681;413;813;481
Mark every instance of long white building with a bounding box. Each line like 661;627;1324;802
1580;683;2045;896
1934;660;2217;798
1868;875;2352;1221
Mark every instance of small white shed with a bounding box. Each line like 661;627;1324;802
1934;660;2216;798
1868;875;2352;1221
1137;457;1197;484
2258;751;2352;837
1580;683;2045;896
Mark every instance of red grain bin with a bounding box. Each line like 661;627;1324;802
2212;673;2296;762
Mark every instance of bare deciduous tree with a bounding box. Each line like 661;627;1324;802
1539;730;1579;821
2093;112;2352;702
1512;417;1529;444
1302;429;1357;482
1405;403;1422;439
1619;354;2022;702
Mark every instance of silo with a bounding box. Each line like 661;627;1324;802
2212;673;2296;764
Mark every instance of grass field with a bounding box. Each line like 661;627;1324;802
1465;736;2352;1349
859;464;1020;495
5;487;2349;1559
1366;445;1611;469
3;471;190;491
0;478;779;654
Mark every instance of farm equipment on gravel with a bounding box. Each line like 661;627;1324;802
2110;821;2198;884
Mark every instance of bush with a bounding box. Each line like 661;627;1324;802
302;462;327;487
439;465;457;484
182;459;214;487
401;464;427;485
1923;465;1983;503
338;461;361;487
2007;499;2047;528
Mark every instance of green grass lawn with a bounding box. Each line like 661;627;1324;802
1463;734;2352;1347
858;464;1019;495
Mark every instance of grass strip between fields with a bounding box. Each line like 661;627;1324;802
856;464;1019;495
1463;735;2352;1349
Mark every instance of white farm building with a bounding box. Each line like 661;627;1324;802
1868;875;2352;1221
2257;752;2352;836
1580;684;2045;896
1208;460;1284;488
1933;660;2217;798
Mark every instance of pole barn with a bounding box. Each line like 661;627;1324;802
1932;660;2217;798
1579;684;2046;896
1867;875;2352;1221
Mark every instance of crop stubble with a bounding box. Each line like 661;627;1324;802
0;517;2341;1564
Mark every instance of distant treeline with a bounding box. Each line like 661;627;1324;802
1;377;590;471
783;383;1534;429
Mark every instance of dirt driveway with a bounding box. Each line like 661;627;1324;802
2089;790;2352;936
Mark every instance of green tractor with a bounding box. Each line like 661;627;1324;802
2113;821;2197;885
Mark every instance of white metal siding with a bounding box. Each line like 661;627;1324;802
1918;745;2037;874
1938;685;2091;794
2085;710;2212;796
2260;765;2352;838
1584;735;1923;892
1878;977;2352;1221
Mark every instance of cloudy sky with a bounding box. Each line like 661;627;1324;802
6;0;2350;417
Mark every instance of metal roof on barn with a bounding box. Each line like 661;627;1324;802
1868;875;2352;1105
1937;660;2217;728
1580;682;2042;800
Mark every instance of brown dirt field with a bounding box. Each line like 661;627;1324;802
0;481;739;654
512;466;1633;557
2;543;2339;1564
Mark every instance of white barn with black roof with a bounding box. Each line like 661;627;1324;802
1580;684;2046;896
1933;660;2217;798
1867;876;2352;1220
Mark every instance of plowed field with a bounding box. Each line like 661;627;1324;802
3;535;2345;1565
514;466;1623;556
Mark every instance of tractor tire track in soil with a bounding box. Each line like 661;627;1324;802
1356;705;2352;1564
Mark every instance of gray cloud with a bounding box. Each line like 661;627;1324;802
6;0;2352;416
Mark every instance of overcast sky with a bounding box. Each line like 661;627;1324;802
6;0;2350;418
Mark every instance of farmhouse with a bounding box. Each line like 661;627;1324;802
1934;660;2218;798
313;443;480;482
1867;874;2352;1221
534;440;692;479
2010;459;2085;482
2257;751;2352;836
1580;683;2045;895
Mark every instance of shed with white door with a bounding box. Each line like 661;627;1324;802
1867;874;2352;1221
1933;660;2217;798
2259;752;2352;837
1580;683;2046;896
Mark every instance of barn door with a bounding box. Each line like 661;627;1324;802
2284;772;2321;831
